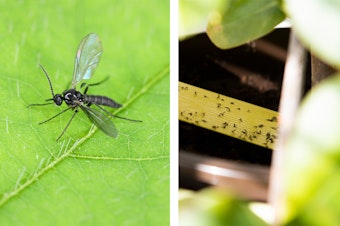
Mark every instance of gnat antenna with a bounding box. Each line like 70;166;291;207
39;64;55;98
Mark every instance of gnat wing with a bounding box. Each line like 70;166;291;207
72;33;103;88
80;105;118;138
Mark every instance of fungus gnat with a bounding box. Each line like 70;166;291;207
28;33;141;141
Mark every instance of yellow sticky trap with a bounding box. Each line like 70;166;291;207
179;82;278;149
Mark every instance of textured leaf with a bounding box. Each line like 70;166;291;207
0;0;169;225
285;0;340;69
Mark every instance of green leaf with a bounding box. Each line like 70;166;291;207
0;0;169;225
179;188;267;226
179;0;225;38
284;0;340;69
283;74;340;225
207;0;285;49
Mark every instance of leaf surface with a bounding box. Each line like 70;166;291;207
0;0;169;225
207;0;285;49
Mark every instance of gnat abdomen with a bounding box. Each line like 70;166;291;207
84;95;122;108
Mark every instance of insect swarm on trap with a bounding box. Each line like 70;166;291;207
28;33;141;141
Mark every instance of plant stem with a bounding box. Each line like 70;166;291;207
269;31;307;225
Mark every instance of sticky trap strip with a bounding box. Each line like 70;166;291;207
179;82;279;149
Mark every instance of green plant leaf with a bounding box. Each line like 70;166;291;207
207;0;285;49
285;0;340;69
283;74;340;225
179;188;267;226
179;0;225;38
0;0;169;225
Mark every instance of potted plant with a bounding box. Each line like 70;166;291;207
179;0;340;225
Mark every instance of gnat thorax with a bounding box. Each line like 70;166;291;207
62;89;84;107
